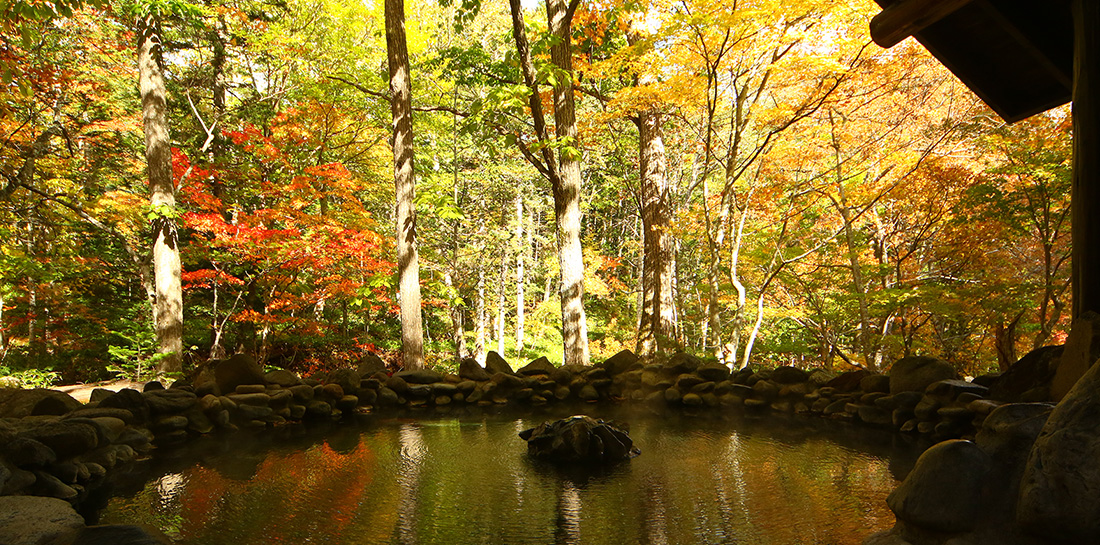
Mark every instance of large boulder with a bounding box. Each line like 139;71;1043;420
517;357;556;376
886;439;991;533
213;354;265;394
824;370;871;393
325;369;361;396
924;379;988;400
519;415;640;464
97;389;149;425
458;358;490;381
988;345;1063;402
1050;311;1100;401
1017;353;1100;542
0;389;82;418
263;369;300;388
859;374;891;394
663;352;702;375
19;420;99;459
696;364;732;382
975;403;1053;464
0;495;85;545
356;352;388;377
888;356;957;395
601;349;640;375
484;351;514;375
806;369;836;387
142;389;196;415
395;369;443;385
3;437;57;467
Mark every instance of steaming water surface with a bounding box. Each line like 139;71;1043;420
92;408;923;545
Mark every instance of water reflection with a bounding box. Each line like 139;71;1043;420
396;424;424;545
555;480;582;545
94;408;923;545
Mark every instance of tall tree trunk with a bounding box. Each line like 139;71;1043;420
497;252;507;356
543;268;553;303
637;208;656;357
385;0;424;369
636;110;676;359
515;194;526;354
475;264;487;364
628;22;677;360
702;178;729;360
204;14;235;244
508;0;589;366
995;312;1023;372
448;91;466;362
837;188;874;369
206;25;228;358
455;311;465;359
27;279;39;357
210;274;226;359
138;14;183;375
547;0;589;366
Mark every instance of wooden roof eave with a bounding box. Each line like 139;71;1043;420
871;0;1073;123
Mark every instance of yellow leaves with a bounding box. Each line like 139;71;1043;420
83;115;142;134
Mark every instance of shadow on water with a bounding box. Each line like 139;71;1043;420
88;405;929;545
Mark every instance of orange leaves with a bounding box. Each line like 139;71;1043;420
181;268;244;289
176;103;396;344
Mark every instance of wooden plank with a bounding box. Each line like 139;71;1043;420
871;0;975;48
1072;0;1100;317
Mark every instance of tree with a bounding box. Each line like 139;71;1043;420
619;15;677;360
507;0;590;366
0;0;1078;381
136;4;184;375
385;0;425;369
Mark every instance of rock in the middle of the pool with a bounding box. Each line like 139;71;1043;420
519;415;641;463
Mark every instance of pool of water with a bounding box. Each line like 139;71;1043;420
88;407;924;545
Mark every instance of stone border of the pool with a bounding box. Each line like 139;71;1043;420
0;349;1061;544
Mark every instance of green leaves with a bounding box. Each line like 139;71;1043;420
533;61;569;90
146;203;182;222
125;0;205;19
484;83;531;113
437;0;481;32
417;176;465;222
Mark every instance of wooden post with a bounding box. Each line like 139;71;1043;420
1073;0;1100;318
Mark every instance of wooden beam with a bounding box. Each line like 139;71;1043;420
871;0;974;48
1072;0;1100;318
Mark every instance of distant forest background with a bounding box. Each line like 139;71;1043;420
0;0;1071;385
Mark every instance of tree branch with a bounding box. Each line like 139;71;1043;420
326;74;392;102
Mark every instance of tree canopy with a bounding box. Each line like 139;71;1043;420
0;0;1072;384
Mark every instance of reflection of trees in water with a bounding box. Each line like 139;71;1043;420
710;433;744;541
642;473;670;545
95;412;917;545
396;423;424;545
614;416;906;544
554;480;582;545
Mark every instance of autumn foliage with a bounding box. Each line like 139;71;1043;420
0;0;1074;383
